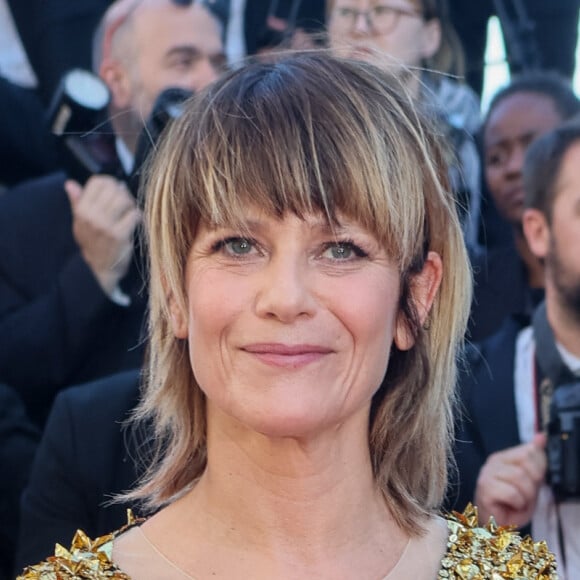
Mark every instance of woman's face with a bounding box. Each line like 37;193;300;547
484;92;562;226
328;0;440;71
169;209;432;439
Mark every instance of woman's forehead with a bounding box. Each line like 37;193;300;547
199;206;373;232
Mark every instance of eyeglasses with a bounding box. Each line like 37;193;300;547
332;4;422;34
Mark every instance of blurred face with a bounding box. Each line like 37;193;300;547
484;92;562;226
545;142;580;319
170;209;413;439
120;2;224;121
328;0;440;71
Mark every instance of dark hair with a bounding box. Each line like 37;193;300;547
483;71;580;137
523;118;580;220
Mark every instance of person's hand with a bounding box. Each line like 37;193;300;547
65;176;141;296
474;433;547;528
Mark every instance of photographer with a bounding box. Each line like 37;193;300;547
0;0;223;426
451;121;580;578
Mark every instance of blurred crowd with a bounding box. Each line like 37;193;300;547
1;0;580;578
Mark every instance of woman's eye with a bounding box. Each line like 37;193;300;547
485;149;504;168
213;237;257;256
337;7;357;17
373;5;393;16
322;241;366;261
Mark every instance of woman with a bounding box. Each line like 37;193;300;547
469;72;580;342
19;53;556;579
327;0;482;248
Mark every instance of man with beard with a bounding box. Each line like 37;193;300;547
451;121;580;579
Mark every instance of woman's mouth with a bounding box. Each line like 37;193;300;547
241;343;334;368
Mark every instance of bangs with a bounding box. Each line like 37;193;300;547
149;54;444;271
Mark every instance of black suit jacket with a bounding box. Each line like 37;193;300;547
0;75;59;186
449;318;523;514
0;172;146;426
0;384;39;580
15;369;144;572
468;242;544;342
7;0;113;103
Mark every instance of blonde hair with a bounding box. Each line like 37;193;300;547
129;52;471;533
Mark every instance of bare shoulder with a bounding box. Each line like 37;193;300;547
440;505;559;579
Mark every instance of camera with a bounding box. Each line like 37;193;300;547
47;68;192;192
546;382;580;500
128;86;193;196
47;69;119;184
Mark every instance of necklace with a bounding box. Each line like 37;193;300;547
136;527;414;580
381;537;412;580
137;527;198;579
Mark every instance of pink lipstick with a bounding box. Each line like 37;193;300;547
241;343;333;368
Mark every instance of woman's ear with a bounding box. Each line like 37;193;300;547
420;18;441;61
168;291;188;339
394;251;442;351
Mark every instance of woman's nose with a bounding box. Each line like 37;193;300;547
504;145;525;178
254;256;316;323
353;10;372;35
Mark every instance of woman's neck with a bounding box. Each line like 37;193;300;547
143;409;411;578
196;408;392;545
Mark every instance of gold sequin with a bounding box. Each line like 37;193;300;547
439;504;559;579
17;510;142;580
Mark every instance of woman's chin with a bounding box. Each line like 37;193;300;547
250;412;332;440
229;404;344;441
208;392;368;442
240;402;368;443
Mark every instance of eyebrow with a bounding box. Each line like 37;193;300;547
166;44;227;62
486;130;538;150
165;45;202;59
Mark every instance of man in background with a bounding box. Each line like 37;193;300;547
7;0;224;575
0;0;223;424
453;121;580;578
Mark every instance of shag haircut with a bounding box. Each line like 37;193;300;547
129;52;471;534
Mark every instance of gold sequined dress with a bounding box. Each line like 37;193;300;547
17;506;558;579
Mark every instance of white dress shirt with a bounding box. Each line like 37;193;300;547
224;0;247;67
515;327;580;579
